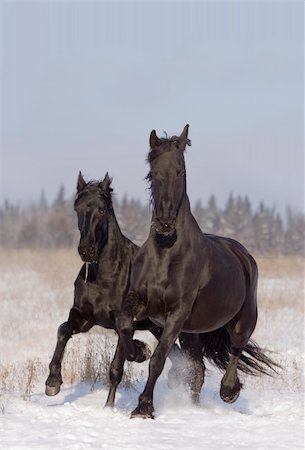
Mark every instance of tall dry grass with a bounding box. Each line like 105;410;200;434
256;255;304;312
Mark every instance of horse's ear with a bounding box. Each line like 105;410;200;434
77;171;87;192
179;124;191;149
100;172;113;192
150;130;160;149
179;124;189;141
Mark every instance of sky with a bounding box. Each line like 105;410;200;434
0;1;304;216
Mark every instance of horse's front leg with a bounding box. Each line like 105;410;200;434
116;293;151;363
45;307;93;396
150;327;183;389
131;309;188;419
104;337;125;408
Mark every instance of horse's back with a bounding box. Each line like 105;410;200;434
203;233;258;289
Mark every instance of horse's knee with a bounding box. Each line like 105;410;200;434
116;314;133;335
66;307;93;333
57;321;74;340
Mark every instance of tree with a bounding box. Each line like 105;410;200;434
285;207;305;256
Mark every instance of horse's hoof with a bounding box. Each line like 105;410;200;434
220;390;240;403
104;403;114;409
104;397;115;409
220;376;242;404
190;392;201;405
220;384;241;404
167;367;181;389
130;405;154;419
45;384;61;396
133;340;151;363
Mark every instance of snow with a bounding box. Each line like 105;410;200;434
1;379;303;450
0;264;304;449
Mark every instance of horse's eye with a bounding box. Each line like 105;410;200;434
99;208;106;215
178;170;186;177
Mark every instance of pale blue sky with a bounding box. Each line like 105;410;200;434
1;1;303;215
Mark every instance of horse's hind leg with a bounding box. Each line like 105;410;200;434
105;337;125;408
220;295;257;403
219;347;243;403
45;307;93;396
179;333;205;404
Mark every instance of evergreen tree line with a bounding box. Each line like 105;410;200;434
0;185;304;255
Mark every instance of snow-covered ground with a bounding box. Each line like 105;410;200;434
1;378;303;450
0;255;304;449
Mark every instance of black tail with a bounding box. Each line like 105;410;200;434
201;327;281;376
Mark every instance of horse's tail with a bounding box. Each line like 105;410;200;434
201;327;280;376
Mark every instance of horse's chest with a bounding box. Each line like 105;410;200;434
90;297;112;327
76;283;120;328
144;276;169;324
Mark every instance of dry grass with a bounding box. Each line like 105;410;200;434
0;248;81;297
0;333;138;399
2;249;303;284
256;255;305;279
255;255;304;312
1;249;303;310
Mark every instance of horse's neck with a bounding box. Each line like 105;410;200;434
176;194;199;233
98;213;125;268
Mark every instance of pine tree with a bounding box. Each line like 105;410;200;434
38;189;48;211
285;207;305;255
203;195;221;234
53;184;65;209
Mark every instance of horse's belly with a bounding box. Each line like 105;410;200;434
146;301;166;327
182;287;245;333
181;311;232;333
94;315;114;329
148;316;166;328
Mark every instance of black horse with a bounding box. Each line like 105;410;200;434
45;172;181;406
116;125;278;418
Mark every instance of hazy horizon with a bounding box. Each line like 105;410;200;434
1;2;304;216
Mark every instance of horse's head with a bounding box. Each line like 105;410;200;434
74;172;113;262
147;125;191;239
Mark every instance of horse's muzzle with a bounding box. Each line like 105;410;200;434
78;244;97;262
153;220;176;237
156;226;176;237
